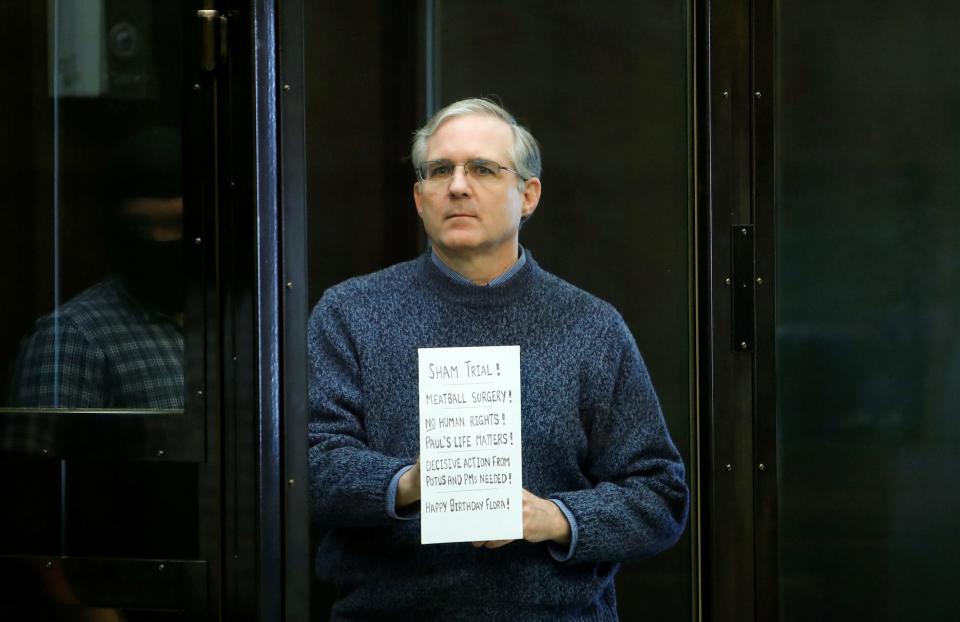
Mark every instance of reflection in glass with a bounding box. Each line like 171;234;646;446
776;2;960;619
1;1;186;413
0;1;194;617
6;128;184;410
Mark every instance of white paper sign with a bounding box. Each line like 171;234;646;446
418;345;522;544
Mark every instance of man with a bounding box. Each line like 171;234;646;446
7;127;184;410
309;98;688;620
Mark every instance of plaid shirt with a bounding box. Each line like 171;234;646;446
7;277;184;409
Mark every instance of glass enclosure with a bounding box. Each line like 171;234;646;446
0;2;201;619
1;0;189;412
306;1;693;619
776;1;960;619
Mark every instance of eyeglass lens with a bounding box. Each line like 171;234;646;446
420;160;501;180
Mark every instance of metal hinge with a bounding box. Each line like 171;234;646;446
198;9;229;72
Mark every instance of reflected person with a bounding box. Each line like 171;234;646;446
8;127;184;409
308;98;689;620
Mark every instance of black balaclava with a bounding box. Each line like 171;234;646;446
104;127;184;315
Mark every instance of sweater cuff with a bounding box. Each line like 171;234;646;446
386;465;420;520
546;498;578;562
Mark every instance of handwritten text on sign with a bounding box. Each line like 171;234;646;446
418;345;522;544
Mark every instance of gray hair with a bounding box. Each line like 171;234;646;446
411;98;542;182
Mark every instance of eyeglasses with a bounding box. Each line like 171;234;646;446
415;159;527;183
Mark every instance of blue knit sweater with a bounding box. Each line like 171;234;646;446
308;251;689;621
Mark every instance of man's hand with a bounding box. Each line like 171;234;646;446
395;457;421;509
472;489;571;549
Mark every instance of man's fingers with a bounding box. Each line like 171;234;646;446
470;539;514;549
484;539;512;548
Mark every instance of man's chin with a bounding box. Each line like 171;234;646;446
432;230;485;252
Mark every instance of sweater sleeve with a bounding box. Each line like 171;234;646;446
308;292;410;527
550;316;689;564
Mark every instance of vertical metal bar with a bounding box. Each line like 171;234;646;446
50;0;68;558
50;0;62;405
699;0;757;619
689;0;704;616
59;461;67;554
197;9;219;71
750;0;779;617
252;0;283;619
694;0;715;615
424;0;436;117
188;1;222;619
278;0;309;619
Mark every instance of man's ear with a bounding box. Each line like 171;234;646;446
413;181;424;219
520;177;542;220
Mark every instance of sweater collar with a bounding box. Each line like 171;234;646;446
429;246;528;287
417;248;539;308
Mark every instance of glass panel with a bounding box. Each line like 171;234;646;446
436;2;692;619
0;2;201;616
304;3;422;294
306;1;692;619
0;0;187;411
305;5;422;615
776;2;960;620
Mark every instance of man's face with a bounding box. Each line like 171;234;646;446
414;114;540;261
119;196;184;242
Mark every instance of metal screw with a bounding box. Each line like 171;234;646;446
194;237;202;245
158;564;165;572
722;90;729;98
192;83;200;91
741;228;748;236
759;463;766;471
755;91;762;98
756;277;763;285
287;479;295;487
286;281;294;289
157;450;165;458
725;464;733;471
41;448;49;456
724;277;731;285
196;390;204;398
283;84;291;92
740;341;749;350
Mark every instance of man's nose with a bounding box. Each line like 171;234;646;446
447;165;471;196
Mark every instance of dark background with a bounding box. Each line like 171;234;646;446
776;1;960;620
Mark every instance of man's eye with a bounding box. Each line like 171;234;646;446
429;165;452;177
472;164;495;176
